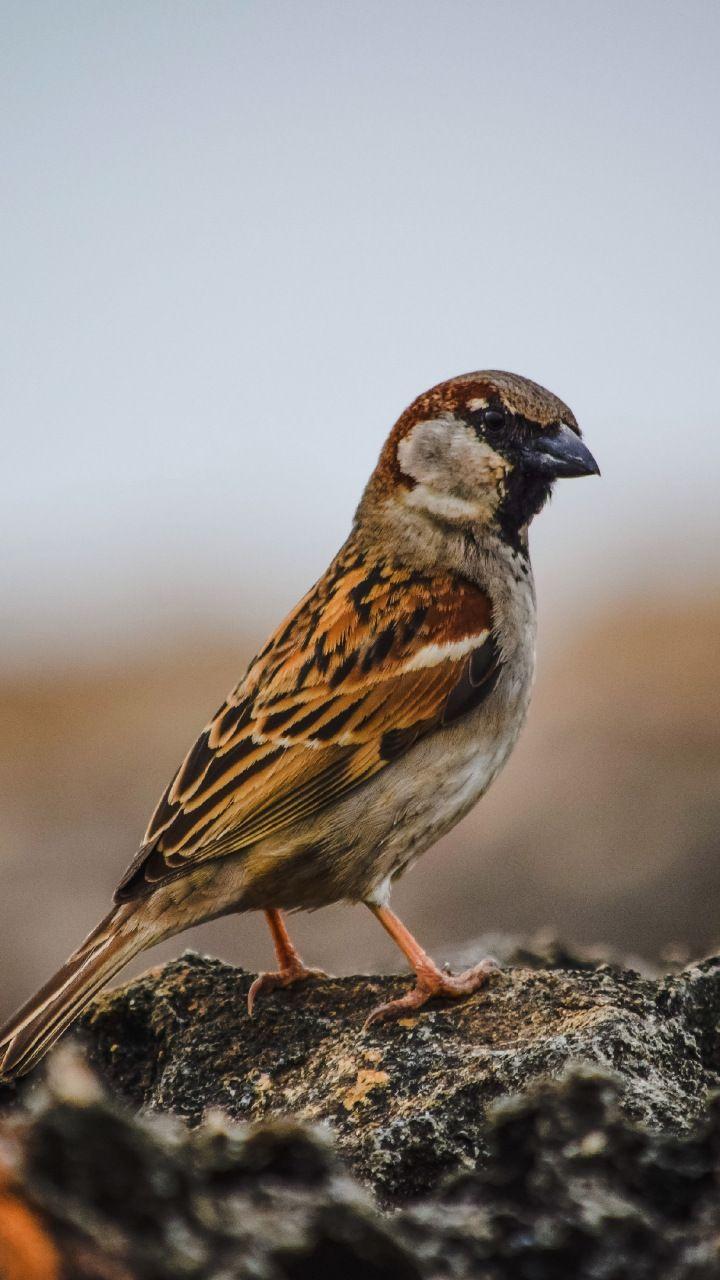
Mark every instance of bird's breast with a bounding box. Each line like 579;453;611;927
358;559;538;893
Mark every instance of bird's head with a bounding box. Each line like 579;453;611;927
360;370;599;553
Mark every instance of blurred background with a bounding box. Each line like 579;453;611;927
2;1;719;1020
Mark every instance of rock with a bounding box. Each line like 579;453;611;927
69;949;720;1205
1;1052;420;1280
4;1053;720;1278
1;945;719;1278
398;1068;720;1280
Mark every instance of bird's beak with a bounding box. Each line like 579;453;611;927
525;422;600;480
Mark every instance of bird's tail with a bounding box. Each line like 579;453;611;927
0;905;146;1080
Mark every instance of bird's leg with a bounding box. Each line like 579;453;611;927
247;909;328;1015
364;904;498;1028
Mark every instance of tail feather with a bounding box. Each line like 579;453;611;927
0;907;144;1080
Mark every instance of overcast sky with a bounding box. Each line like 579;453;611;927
2;1;719;671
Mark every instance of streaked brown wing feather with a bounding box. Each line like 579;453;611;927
115;539;501;900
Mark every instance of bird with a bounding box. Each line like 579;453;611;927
0;370;599;1079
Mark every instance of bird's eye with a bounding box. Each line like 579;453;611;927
483;410;505;430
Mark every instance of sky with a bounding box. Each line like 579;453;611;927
2;1;719;672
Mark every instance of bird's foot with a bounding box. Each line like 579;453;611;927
247;960;329;1016
363;957;499;1029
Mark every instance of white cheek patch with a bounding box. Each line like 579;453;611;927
397;417;456;484
398;418;507;485
397;418;508;522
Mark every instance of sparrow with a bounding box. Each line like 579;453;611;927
0;370;599;1079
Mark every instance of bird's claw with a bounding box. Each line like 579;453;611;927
247;963;329;1016
363;957;499;1030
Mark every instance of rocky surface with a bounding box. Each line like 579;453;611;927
76;949;720;1203
1;944;720;1277
3;1055;720;1278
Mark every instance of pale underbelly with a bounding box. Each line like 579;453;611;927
362;730;517;903
236;711;526;912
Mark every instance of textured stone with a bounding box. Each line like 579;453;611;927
68;948;720;1204
4;1055;720;1279
1;944;719;1278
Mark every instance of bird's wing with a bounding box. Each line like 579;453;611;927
115;542;502;899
